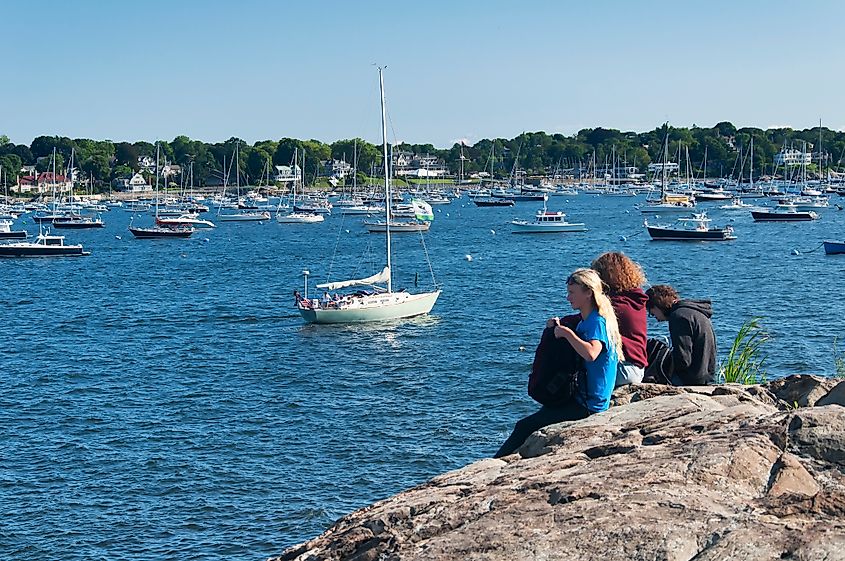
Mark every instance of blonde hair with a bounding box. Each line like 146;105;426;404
567;268;625;361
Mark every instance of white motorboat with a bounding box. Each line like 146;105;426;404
719;198;753;210
217;210;270;222
276;211;324;223
363;220;430;233
156;214;216;228
511;208;587;233
0;230;89;257
341;204;383;215
0;219;27;239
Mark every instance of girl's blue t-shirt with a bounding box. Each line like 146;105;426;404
575;310;619;413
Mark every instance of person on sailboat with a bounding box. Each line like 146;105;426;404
495;269;623;458
645;285;716;385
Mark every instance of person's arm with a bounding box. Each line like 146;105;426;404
554;324;603;361
669;315;694;377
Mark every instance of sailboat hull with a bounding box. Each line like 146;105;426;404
298;290;441;323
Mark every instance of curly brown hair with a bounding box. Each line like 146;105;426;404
645;285;680;314
591;252;646;292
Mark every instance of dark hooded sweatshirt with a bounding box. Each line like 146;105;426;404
609;289;649;369
668;299;716;385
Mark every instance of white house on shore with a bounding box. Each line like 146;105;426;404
774;148;812;167
393;151;448;178
17;172;73;194
113;172;153;192
274;164;302;184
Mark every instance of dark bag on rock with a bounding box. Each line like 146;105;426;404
643;337;674;385
528;326;582;406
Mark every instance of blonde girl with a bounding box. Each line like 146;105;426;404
494;269;623;457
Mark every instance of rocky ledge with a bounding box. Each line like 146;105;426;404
270;376;845;561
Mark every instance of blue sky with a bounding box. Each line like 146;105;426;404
5;0;844;147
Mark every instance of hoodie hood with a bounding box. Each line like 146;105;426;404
609;288;649;311
672;299;713;318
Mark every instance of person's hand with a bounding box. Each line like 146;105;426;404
546;317;559;329
553;324;572;340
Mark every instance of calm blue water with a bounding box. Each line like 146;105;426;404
2;196;844;560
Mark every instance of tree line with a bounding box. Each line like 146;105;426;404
1;122;843;191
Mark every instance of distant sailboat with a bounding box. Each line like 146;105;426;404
295;68;440;323
129;144;195;239
277;148;324;223
218;142;270;222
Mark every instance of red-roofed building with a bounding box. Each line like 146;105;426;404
18;172;73;194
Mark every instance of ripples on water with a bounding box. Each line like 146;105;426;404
1;197;844;559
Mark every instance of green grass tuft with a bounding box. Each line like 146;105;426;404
720;317;769;385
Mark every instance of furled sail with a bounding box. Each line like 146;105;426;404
316;266;390;290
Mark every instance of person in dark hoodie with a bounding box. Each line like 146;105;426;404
645;285;716;385
591;252;649;386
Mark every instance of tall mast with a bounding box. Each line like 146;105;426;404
661;127;668;197
352;139;358;195
819;118;824;181
154;143;160;217
749;136;754;189
378;66;392;294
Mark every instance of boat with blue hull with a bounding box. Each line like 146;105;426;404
823;241;845;255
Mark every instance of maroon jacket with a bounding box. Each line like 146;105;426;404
561;288;648;369
609;289;648;368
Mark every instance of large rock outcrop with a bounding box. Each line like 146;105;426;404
269;376;845;561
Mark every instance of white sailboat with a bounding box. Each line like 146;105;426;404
277;148;324;223
296;68;440;323
218;142;271;222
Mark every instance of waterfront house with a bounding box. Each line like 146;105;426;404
321;159;353;180
17;172;73;194
113;172;153;192
274;164;302;184
774;148;812;167
393;151;448;178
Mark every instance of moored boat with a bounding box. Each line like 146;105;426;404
276;211;324;223
645;213;735;241
129;225;195;238
0;230;89;257
156;215;216;228
296;68;440;324
0;219;27;239
511;207;587;233
363;220;430;233
751;208;819;222
53;214;105;229
473;197;514;207
823;240;845;255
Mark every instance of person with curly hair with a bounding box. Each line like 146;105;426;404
590;252;649;386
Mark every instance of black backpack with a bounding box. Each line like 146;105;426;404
528;327;583;406
643;337;674;385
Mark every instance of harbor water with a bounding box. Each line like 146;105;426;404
2;195;844;559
